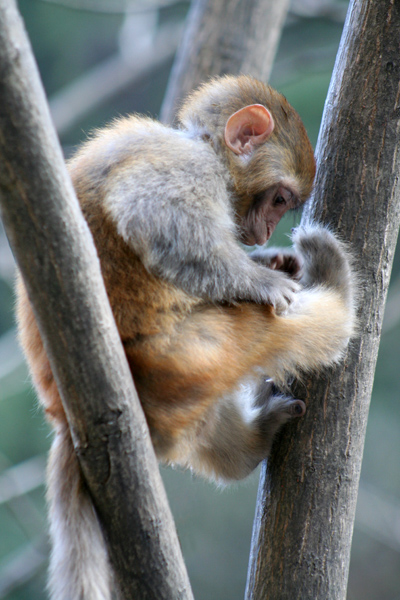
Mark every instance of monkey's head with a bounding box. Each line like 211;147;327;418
178;75;316;246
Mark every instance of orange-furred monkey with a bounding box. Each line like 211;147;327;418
17;75;356;600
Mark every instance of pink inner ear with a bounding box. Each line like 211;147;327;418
224;104;275;155
242;125;257;137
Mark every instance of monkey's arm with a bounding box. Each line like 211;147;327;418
99;129;299;311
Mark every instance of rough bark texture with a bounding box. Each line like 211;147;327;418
161;0;290;123
246;1;400;599
0;2;193;599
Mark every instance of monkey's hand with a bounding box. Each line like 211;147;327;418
250;266;301;314
250;247;303;279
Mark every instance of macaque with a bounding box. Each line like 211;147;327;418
16;75;356;600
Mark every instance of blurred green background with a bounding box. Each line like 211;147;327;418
0;1;399;599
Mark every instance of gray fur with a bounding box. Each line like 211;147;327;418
102;119;299;312
292;224;355;306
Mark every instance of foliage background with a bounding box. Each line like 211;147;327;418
0;1;399;598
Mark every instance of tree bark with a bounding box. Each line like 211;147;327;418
246;1;400;599
161;0;290;123
0;2;193;599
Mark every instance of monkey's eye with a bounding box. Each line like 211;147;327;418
274;195;287;206
273;187;294;207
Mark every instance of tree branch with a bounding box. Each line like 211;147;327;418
0;2;193;598
161;0;291;123
246;1;400;598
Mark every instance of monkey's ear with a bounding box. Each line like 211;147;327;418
224;104;275;155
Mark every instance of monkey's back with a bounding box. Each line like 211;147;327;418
16;117;205;430
68;115;209;335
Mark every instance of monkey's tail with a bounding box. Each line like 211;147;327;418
46;424;112;600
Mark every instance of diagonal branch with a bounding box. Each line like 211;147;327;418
0;1;193;598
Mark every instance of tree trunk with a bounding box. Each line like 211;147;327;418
0;2;193;598
246;1;400;599
161;0;290;123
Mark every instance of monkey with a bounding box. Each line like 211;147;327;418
16;75;356;600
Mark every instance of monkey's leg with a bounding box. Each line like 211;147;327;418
185;379;305;481
129;285;352;440
292;223;354;306
135;288;347;479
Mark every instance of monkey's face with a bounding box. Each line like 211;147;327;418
240;185;298;246
222;100;314;246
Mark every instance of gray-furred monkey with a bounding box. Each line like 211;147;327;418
16;75;356;600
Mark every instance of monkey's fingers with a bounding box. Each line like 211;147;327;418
261;270;301;314
250;247;303;280
269;254;285;270
270;253;303;280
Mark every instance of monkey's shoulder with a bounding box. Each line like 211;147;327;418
68;114;233;242
69;115;223;186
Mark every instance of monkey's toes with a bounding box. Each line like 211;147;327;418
290;400;306;417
